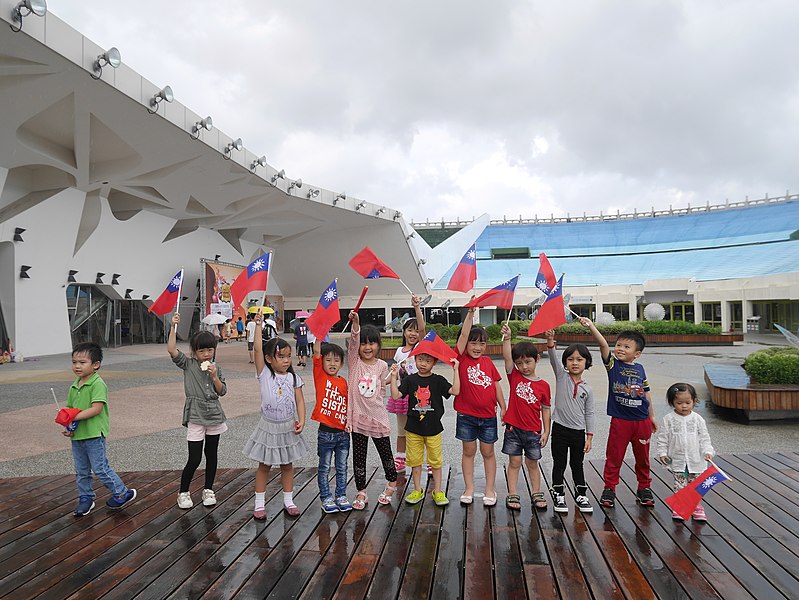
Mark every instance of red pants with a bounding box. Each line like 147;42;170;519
603;417;653;491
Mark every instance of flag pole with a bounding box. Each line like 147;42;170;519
51;387;61;411
174;266;184;332
398;278;414;295
342;284;368;333
259;251;272;309
502;273;522;333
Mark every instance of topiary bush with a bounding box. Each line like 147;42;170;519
552;320;720;335
743;347;799;384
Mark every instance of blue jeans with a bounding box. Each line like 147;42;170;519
455;413;498;444
317;429;350;499
71;436;127;500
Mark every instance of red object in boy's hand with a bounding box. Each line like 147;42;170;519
55;408;81;426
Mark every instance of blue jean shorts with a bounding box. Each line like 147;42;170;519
455;413;498;444
501;424;542;460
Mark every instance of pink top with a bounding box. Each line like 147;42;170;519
346;328;390;437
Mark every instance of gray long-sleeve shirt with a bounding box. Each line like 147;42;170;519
548;345;595;434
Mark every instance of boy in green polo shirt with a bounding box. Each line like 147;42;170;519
63;342;136;516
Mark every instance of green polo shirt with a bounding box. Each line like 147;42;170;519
66;372;109;441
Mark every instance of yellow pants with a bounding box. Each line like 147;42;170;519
406;431;443;469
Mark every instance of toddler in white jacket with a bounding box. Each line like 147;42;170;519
656;383;714;521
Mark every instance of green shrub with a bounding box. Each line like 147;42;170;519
743;347;799;384
552;320;721;336
486;324;502;342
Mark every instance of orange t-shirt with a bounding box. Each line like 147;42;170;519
311;355;348;430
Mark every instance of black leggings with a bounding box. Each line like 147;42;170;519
550;422;586;490
352;432;397;491
180;434;220;492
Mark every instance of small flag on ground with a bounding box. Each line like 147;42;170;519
528;275;566;336
447;243;477;293
349;246;400;279
230;253;270;309
306;280;341;340
409;330;458;363
535;253;558;295
148;270;183;315
465;275;519;310
665;463;731;520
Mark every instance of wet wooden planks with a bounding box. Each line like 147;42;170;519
0;453;796;599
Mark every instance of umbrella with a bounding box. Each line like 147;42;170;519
247;306;275;315
202;313;227;325
295;310;311;318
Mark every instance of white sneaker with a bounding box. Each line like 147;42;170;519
177;492;193;509
202;489;217;507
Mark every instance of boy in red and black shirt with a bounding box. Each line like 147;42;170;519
500;324;551;512
312;340;351;513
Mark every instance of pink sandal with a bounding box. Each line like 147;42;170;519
378;483;397;505
352;491;368;510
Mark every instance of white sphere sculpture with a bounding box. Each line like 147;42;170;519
643;303;666;321
595;312;616;326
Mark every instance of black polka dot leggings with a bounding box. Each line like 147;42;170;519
352;432;397;491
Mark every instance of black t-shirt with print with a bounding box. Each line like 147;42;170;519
398;373;451;436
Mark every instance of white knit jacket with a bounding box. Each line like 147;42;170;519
656;411;715;474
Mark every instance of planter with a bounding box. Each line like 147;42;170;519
704;363;799;420
552;333;743;346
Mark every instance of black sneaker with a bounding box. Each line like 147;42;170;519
599;488;615;508
106;488;137;510
550;487;568;513
574;486;593;513
74;497;95;517
636;488;655;507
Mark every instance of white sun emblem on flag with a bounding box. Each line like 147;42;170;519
251;258;265;272
701;476;717;489
324;287;337;302
537;281;550;293
467;249;476;261
171;276;181;288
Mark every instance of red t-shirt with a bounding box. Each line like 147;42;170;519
454;353;502;418
311;355;348;430
503;369;551;433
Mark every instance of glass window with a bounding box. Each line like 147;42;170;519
604;304;629;321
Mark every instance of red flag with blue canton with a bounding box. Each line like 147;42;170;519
465;275;519;310
447;243;477;293
306;280;341;340
535;253;558;295
527;275;567;335
409;330;458;363
665;463;731;520
148;270;183;315
230;253;270;309
348;246;400;279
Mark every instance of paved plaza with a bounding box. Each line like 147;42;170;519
1;334;798;481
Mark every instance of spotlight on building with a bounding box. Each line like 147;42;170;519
393;211;402;220
142;294;150;300
10;0;46;33
96;272;105;284
375;208;385;216
355;201;366;212
271;169;285;184
307;188;320;199
250;155;267;172
287;178;303;193
68;269;78;283
13;227;25;242
333;192;346;206
191;116;213;139
111;273;121;285
148;85;173;114
223;138;243;159
125;288;133;299
19;265;32;279
406;232;416;240
92;47;121;79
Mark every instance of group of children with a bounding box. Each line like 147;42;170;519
59;300;715;523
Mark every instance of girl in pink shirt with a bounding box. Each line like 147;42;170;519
347;311;397;510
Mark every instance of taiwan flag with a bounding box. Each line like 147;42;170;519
409;330;458;363
230;253;270;309
447;243;477;293
665;463;731;520
306;280;341;340
465;275;519;310
528;275;566;336
349;246;400;279
535;253;558;295
148;270;183;316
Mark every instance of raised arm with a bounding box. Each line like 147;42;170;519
253;313;265;374
579;317;610;363
167;313;180;358
456;303;476;355
449;358;461;396
501;323;513;373
348;311;360;367
412;294;426;338
389;363;402;400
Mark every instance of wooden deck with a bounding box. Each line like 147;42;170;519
1;453;798;599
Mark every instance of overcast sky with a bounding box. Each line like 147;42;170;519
52;1;799;224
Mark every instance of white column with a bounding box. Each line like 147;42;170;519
720;301;730;332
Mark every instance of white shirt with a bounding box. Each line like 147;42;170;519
246;321;257;342
656;411;714;474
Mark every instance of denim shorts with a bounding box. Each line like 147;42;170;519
501;424;542;460
455;413;498;444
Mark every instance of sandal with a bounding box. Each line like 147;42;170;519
284;504;300;517
459;495;473;505
483;494;497;507
378;483;397;505
505;494;521;511
532;492;548;510
352;491;368;511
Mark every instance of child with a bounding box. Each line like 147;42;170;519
656;383;715;521
389;352;459;506
581;317;658;508
62;342;136;516
311;339;352;513
294;318;309;369
246;314;257;363
168;313;227;509
545;329;595;513
243;313;308;519
388;294;426;473
347;311;398;509
454;306;506;506
500;324;551;511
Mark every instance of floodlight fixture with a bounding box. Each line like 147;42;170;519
68;269;78;283
214;254;221;261
19;265;31;279
393;211;402;220
124;288;133;299
355;201;366;212
148;85;173;113
307;188;320;199
250;155;267;172
375;208;385;216
333;192;346;205
13;227;25;242
191;116;213;139
92;47;121;79
10;0;46;32
223;137;243;159
417;259;427;267
96;272;105;284
271;169;285;184
111;273;121;285
406;232;416;240
287;178;303;193
142;294;150;300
